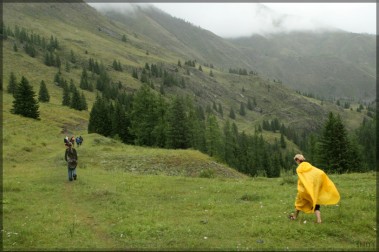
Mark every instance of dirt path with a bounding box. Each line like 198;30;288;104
63;180;118;248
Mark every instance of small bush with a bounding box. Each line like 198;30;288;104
199;169;215;178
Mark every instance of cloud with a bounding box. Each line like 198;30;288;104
88;2;155;16
152;3;339;38
88;2;375;38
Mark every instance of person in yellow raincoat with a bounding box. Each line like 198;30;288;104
289;154;340;223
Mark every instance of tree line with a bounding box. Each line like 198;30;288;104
88;84;296;177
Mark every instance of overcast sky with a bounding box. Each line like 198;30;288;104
89;2;376;38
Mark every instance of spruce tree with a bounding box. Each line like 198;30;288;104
80;92;88;111
205;114;222;158
62;84;71;106
166;96;190;149
70;87;82;110
130;84;159;146
247;98;253;110
7;71;17;95
280;132;286;149
111;101;129;142
80;68;90;91
38;80;50;102
11;76;39;119
223;120;238;168
218;103;223;117
239;102;246;116
355;117;376;171
229;107;236;119
315;112;360;173
88;95;112;137
154;95;168;146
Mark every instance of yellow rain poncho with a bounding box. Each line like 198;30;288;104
295;162;340;213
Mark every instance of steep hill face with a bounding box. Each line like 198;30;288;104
97;5;376;102
96;6;254;70
228;32;376;101
2;1;367;137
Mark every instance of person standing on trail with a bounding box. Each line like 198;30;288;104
70;135;75;147
65;142;78;181
289;154;340;223
64;136;69;148
76;136;80;147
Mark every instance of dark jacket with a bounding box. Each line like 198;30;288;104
65;148;78;169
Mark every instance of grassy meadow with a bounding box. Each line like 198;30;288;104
2;91;377;251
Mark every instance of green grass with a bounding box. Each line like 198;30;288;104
2;3;376;250
2;91;377;250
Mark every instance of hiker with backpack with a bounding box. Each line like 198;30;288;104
64;136;69;148
70;135;75;147
76;136;80;147
65;142;78;181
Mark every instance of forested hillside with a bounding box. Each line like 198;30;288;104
2;1;376;176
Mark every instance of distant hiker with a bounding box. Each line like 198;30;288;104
76;136;80;147
79;136;83;146
65;142;78;181
64;136;69;148
70;135;75;147
289;154;340;223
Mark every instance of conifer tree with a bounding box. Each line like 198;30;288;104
205;114;222;158
223;120;238;168
280;132;286;149
80;68;92;91
70;87;82;110
166;96;190;149
65;61;70;72
88;95;112;137
7;71;17;95
70;49;76;63
152;95;168;147
130;84;159;146
218;103;223;117
62;84;71;106
229;107;236;119
315;112;360;173
111;101;130;143
80;92;88;111
38;80;50;102
12;76;39;119
239;102;246;116
247;98;254;110
355;117;376;171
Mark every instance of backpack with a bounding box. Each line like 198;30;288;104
68;159;77;169
67;149;77;169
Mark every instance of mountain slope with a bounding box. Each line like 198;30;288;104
97;5;376;101
228;32;376;101
2;1;369;136
97;6;254;69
